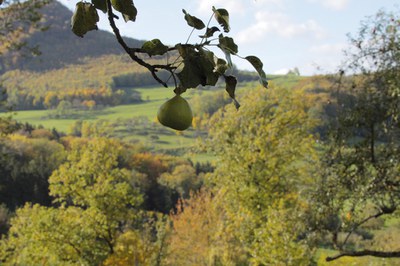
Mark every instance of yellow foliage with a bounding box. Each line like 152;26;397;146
30;128;54;139
103;230;156;266
165;189;246;265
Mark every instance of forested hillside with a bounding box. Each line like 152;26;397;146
0;0;144;73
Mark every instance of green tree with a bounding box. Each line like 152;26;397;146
103;214;169;266
158;164;201;199
0;134;65;209
311;9;400;261
49;138;142;222
129;152;193;213
207;86;318;265
1;204;109;265
54;100;72;117
0;138;143;265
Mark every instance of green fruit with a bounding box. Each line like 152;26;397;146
157;94;193;131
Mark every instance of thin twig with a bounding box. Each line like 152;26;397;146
105;0;173;87
340;206;396;250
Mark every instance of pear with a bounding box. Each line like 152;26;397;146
157;94;193;131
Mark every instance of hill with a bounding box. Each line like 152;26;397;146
0;0;144;73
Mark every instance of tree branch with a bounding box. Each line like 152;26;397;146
105;0;175;88
326;250;400;262
340;206;396;249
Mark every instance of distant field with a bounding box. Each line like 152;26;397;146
4;78;300;160
5;86;219;161
6;76;302;132
9;86;208;132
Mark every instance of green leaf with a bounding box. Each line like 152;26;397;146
245;56;268;88
111;0;137;22
176;45;204;89
182;9;205;30
199;48;219;86
225;75;240;109
91;0;107;13
218;34;238;67
199;27;220;38
176;45;219;89
71;2;99;38
141;39;169;56
176;44;194;60
218;35;238;54
215;58;228;75
212;7;230;33
176;61;203;89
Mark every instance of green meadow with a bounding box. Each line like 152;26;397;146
6;76;298;132
6;86;218;162
9;86;216;131
5;79;295;161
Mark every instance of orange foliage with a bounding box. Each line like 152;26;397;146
30;128;53;139
165;190;244;265
130;153;170;180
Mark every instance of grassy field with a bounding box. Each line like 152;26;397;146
4;77;301;160
6;75;301;131
9;86;216;132
4;86;218;162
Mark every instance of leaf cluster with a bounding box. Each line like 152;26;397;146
70;0;268;107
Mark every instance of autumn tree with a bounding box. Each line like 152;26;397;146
0;138;143;264
103;212;169;266
311;9;400;262
165;189;246;266
129;152;198;213
158;164;201;199
206;86;319;265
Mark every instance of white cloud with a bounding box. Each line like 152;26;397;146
196;0;286;15
196;0;246;15
309;43;347;54
236;11;326;44
305;42;349;73
253;0;284;7
273;68;290;75
307;0;350;10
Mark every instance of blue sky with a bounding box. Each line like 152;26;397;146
60;0;399;75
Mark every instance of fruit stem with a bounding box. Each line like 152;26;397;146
173;86;187;95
